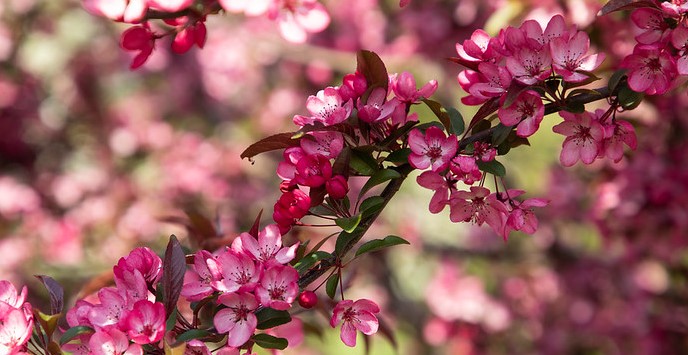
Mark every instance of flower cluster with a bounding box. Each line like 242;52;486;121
622;3;688;94
63;247;166;353
457;15;605;138
273;70;436;232
0;281;33;353
83;0;330;68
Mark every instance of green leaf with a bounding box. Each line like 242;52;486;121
618;86;643;110
326;273;339;299
384;148;411;165
175;329;211;343
335;231;357;255
336;214;362;233
60;326;94;345
165;310;178;332
34;310;61;338
350;149;379;176
491;124;512;146
448;107;465;136
359;169;401;197
608;69;627;93
240;132;300;160
422;99;452;133
563;100;586;113
359;196;385;217
355;235;410;257
477;160;506;177
294;251;333;274
256;308;292;330
253;334;289;350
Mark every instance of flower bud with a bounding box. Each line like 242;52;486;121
298;290;318;309
326;175;348;199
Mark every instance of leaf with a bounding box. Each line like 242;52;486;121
34;275;63;315
335;231;357;255
164;339;187;355
468;97;500;129
34;310;61;338
447;56;480;71
253;334;288;350
471;119;492;134
599;0;657;16
165;310;178;332
448;107;465;136
608;69;627;93
359;196;385;217
356;50;389;95
355;235;410;257
240;132;300;160
336;214;362;233
309;185;327;208
359;169;401;198
477;160;506;177
490;123;512;146
256;308;293;330
350;149;379;176
326;273;339;299
175;329;211;343
332;146;352;177
294;251;333;274
563;100;586;113
618;86;644;110
248;209;263;238
59;326;94;345
162;235;186;318
384;148;411;165
422;99;452;134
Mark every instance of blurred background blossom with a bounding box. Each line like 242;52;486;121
1;0;688;353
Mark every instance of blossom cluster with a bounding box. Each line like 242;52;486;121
63;247;166;353
0;281;33;353
622;2;688;94
273;70;437;232
83;0;330;68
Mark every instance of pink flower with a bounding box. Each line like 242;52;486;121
497;90;544;138
519;14;568;47
294;154;332;187
273;189;310;230
122;300;165;344
466;63;512;101
552;111;605;166
268;0;331;43
147;0;193;13
473;142;496;162
506;44;552;85
214;250;260;293
449;155;481;185
181;250;222;302
218;0;271;16
390;72;438;104
357;88;400;123
213;293;259;348
88;287;129;329
0;303;33;354
621;44;677;95
88;328;142;355
550;31;605;83
276;147;305;181
113;247;162;289
169;19;207;54
300;131;344;159
233;224;298;265
338;72;368;102
183;339;212;355
82;0;147;23
500;190;548;240
330;299;380;347
449;186;507;235
67;299;95;328
120;25;156;70
456;29;497;63
631;8;671;45
416;171;451;214
600;118;638;162
326;175;349;199
293;87;353;127
0;282;27;309
671;25;688;75
407;127;458;172
255;265;299;310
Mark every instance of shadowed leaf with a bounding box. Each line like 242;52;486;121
162;235;186;318
241;132;300;160
34;275;63;315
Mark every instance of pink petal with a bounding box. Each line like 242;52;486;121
353;311;379;335
340;321;358;347
295;3;330;32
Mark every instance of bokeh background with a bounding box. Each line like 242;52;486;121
2;0;688;353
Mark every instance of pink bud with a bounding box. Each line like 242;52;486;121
326;175;348;199
298;291;318;309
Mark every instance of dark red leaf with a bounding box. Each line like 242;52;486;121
309;186;327;207
447;56;481;72
162;235;186;318
598;0;657;16
248;209;264;238
34;275;63;315
240;132;300;160
468;97;500;131
356;50;389;96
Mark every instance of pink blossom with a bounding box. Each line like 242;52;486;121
330;299;380;347
506;44;552;85
0;282;27;309
294;154;332;187
671;25;688;75
550;31;605;82
169;20;207;54
338;72;368;102
449;186;507;235
661;0;688;16
181;250;222;301
519;15;569;47
500;190;549;239
120;25;156;70
113;267;150;305
0;302;33;354
552;111;605;166
390;72;438;104
214;249;260;293
466;63;512;101
473;142;496;162
88;287;129;329
113;247;162;288
456;29;497;63
273;189;310;231
147;0;193;13
621;44;677;95
213;293;259;348
218;0;271;16
122;300;165;344
293;87;353;127
300;131;344;159
234;224;298;265
326;175;349;199
82;0;147;23
357;88;399;123
255;264;299;310
276;147;305;181
408;127;458;172
67;299;95;328
268;0;331;43
183;339;212;355
600;118;638;162
89;328;142;355
498;90;544;137
449;155;481;185
631;8;671;45
416;171;451;214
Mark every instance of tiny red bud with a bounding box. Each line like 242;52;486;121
298;290;318;309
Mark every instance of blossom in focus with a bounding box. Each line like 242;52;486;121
497;90;544;138
122;300;165;344
233;224;298;265
621;44;677;95
255;264;299;310
408;126;458;172
213;293;259;348
390;72;438;104
293;87;353;127
330;299;380;347
552;111;605;166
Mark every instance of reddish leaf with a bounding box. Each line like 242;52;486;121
598;0;657;15
468;97;500;131
34;275;63;315
356;50;389;96
241;132;300;160
447;56;480;72
162;235;186;318
309;186;327;207
332;147;351;177
248;209;264;238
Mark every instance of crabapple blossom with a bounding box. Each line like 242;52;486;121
499;190;549;240
293;87;353;127
338;72;368;102
671;25;688;75
449;186;507;235
407;126;458;172
549;31;605;82
89;328;142;355
621;44;677;95
294;154;333;187
218;0;271;16
273;188;310;232
0;284;32;355
167;18;207;54
389;72;438;104
147;0;193;12
255;264;299;310
82;0;146;23
330;299;380;347
88;287;130;329
268;0;330;43
233;224;298;265
276;147;306;181
449;155;482;185
600;118;638;162
357;88;400;123
456;29;496;63
120;25;156;70
0;281;27;309
552;111;605;166
122;300;165;344
213;293;259;347
181;250;222;301
473;142;496;162
113;247;162;287
416;171;451;214
631;8;671;45
300;131;344;159
506;44;552;85
497;90;544;137
214;249;260;293
326;175;349;199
